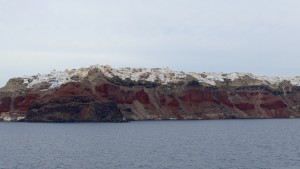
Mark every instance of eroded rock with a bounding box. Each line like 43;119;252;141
0;65;300;122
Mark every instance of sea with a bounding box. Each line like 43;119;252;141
0;119;300;169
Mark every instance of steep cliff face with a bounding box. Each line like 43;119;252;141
1;65;300;122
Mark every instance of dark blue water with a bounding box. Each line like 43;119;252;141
0;119;300;169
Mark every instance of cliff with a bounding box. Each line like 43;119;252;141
1;65;300;122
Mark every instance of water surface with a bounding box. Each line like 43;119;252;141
1;119;300;169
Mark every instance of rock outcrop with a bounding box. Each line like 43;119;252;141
0;65;300;122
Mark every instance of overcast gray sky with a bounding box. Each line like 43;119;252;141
1;0;300;87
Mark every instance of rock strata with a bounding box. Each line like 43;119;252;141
0;65;299;122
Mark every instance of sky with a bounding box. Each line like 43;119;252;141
1;0;300;87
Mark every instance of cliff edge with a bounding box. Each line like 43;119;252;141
1;65;300;122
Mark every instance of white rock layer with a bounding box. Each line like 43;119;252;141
21;65;300;90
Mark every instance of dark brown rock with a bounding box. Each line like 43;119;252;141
0;97;11;112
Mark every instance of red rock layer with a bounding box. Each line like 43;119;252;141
0;97;11;113
0;77;300;122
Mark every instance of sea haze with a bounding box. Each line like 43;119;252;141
1;119;300;169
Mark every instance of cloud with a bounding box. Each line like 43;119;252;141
0;0;300;86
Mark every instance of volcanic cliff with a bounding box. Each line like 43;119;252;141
1;65;300;122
